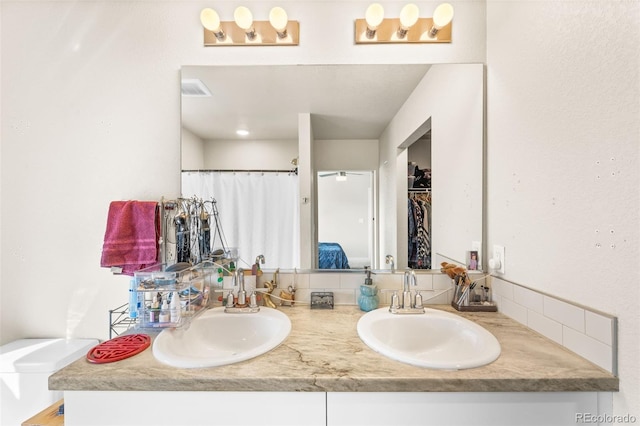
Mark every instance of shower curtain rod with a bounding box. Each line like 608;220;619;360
182;169;296;174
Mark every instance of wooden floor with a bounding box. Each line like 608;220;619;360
22;399;64;426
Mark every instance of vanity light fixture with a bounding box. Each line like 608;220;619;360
236;129;250;136
200;6;299;46
355;2;454;44
336;172;348;182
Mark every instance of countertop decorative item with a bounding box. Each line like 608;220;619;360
86;334;151;364
442;262;497;312
310;292;334;309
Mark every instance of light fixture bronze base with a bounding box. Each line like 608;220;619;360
354;18;451;44
204;20;299;46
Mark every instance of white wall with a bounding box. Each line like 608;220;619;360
486;0;640;415
181;127;205;170
314;139;378;171
298;113;316;269
201;139;297;170
379;64;484;268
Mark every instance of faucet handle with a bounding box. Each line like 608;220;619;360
226;292;235;308
409;269;416;286
414;291;423;309
385;255;395;272
390;291;400;309
249;291;258;308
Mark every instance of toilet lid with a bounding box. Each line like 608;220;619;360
86;334;151;364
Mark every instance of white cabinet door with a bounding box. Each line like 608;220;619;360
327;392;604;426
65;391;326;426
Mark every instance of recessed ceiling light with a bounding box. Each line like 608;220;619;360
236;129;250;136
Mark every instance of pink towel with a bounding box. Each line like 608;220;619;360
100;201;159;275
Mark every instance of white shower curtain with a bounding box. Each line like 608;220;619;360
181;171;300;269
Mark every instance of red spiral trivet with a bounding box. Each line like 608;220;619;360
86;334;151;364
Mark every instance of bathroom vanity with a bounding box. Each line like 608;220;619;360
50;305;617;426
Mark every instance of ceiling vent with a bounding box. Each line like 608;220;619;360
181;79;212;97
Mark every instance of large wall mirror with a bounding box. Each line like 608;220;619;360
181;64;484;272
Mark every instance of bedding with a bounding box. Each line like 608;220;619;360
318;242;350;269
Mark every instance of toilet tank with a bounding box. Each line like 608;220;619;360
0;338;98;426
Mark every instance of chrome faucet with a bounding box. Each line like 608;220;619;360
389;268;424;314
225;268;260;313
253;255;265;274
385;255;395;273
402;269;416;309
235;268;247;306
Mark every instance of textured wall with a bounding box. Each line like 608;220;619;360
486;0;640;414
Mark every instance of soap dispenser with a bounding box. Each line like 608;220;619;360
358;267;379;312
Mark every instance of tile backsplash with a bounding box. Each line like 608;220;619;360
492;276;617;375
254;271;452;308
241;270;616;376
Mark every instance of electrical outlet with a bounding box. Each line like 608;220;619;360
492;245;505;274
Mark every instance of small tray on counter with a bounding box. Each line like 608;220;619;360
451;301;497;312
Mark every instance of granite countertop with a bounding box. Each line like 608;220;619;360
50;305;618;393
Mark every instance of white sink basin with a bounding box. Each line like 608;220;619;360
152;307;291;368
357;307;501;370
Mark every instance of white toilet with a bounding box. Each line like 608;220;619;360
0;338;98;426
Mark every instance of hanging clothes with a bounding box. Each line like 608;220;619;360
408;191;431;269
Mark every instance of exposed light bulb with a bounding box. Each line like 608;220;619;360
399;3;420;30
200;8;226;40
200;8;221;31
269;7;289;37
234;6;253;29
234;6;256;40
365;3;384;38
430;3;454;37
432;3;454;29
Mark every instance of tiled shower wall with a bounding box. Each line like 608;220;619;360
222;270;617;376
